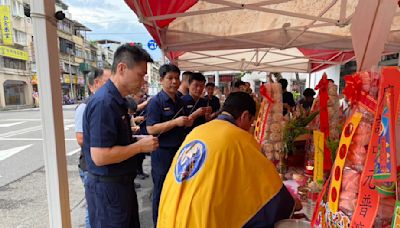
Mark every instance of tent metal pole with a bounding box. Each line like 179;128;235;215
162;49;166;64
215;71;220;87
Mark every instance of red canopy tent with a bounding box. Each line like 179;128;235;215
125;0;400;72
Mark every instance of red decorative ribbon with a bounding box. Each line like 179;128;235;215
258;85;274;143
343;73;377;113
260;103;272;144
259;85;274;104
315;74;332;171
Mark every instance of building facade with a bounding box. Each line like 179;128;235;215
0;0;33;109
147;61;161;95
0;0;97;109
95;39;119;69
56;1;94;102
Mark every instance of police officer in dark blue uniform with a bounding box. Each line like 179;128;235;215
146;64;194;226
182;72;212;133
82;44;159;228
176;71;192;97
205;82;221;119
75;68;111;228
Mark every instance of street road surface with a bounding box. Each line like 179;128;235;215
0;105;153;227
0;106;78;186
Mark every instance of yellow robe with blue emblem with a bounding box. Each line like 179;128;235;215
158;119;283;228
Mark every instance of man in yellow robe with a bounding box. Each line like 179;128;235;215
158;92;295;228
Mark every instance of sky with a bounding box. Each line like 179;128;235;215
63;0;162;61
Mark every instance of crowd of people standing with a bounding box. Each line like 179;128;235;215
74;43;312;228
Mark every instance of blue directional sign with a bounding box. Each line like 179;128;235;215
147;39;158;50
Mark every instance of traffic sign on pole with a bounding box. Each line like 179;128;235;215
147;39;158;50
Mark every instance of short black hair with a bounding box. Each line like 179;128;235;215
303;88;316;97
159;64;180;78
182;71;193;81
126;97;138;113
234;80;245;88
88;69;104;86
328;79;335;83
189;72;206;85
111;43;153;74
222;92;256;119
278;78;288;90
206;82;215;88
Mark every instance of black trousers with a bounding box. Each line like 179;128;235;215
85;175;140;228
136;153;145;174
151;170;166;228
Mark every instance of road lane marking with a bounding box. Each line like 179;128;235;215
64;124;75;131
67;148;81;156
0;138;76;141
0;122;74;138
0;144;33;161
0;119;41;121
0;119;74;122
0;122;26;128
0;126;42;138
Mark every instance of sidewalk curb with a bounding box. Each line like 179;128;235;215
0;105;78;112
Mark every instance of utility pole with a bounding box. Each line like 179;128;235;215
83;31;88;98
68;49;74;100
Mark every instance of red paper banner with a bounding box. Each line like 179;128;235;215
315;74;332;171
380;68;400;182
351;67;400;227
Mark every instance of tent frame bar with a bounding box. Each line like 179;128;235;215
145;0;340;25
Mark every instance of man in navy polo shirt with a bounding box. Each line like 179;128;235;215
176;71;192;97
82;44;159;228
205;82;221;119
75;68;111;228
146;64;194;226
182;72;212;133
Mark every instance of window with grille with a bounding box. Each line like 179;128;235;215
4;56;26;70
11;0;24;17
13;29;27;45
59;38;75;54
0;0;11;6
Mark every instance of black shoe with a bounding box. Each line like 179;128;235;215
134;183;141;189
